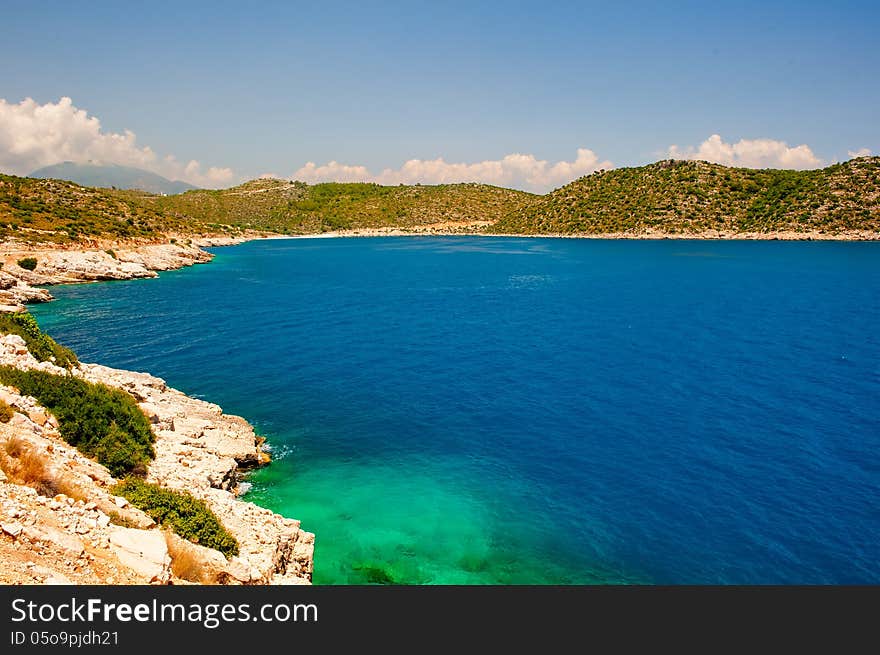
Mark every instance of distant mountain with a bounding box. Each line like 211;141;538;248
28;162;197;195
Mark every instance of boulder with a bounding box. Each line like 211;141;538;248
109;526;171;583
165;531;229;584
226;556;264;584
22;525;85;557
1;521;23;538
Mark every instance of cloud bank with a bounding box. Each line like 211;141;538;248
0;97;234;187
667;134;822;169
290;148;612;193
848;147;872;158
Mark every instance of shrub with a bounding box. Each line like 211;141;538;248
16;257;37;271
112;478;239;557
0;312;79;368
104;249;117;259
0;399;13;422
0;367;154;476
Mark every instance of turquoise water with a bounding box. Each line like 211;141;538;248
31;237;880;584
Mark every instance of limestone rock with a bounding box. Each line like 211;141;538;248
2;521;23;538
109;526;171;583
43;571;74;585
226;556;263;584
0;242;313;585
22;525;85;557
165;531;229;584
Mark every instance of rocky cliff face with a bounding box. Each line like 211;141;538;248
0;239;315;585
0;239;249;311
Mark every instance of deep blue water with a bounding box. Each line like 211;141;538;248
30;237;880;584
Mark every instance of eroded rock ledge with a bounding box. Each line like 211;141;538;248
0;236;314;585
0;238;246;311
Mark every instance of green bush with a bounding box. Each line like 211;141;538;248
0;312;78;368
104;249;117;259
0;398;14;422
16;257;37;271
112;478;239;557
0;366;154;476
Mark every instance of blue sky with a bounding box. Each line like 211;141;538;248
1;1;878;189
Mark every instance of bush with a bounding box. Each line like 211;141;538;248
104;249;117;259
0;312;78;368
112;478;239;557
0;367;154;476
16;257;37;271
0;399;13;422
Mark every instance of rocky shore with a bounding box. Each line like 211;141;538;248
0;236;314;585
0;237;250;312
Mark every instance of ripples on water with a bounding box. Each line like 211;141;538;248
32;238;880;584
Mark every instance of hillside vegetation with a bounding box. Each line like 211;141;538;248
0;174;218;243
491;157;880;235
147;179;536;233
4;158;878;241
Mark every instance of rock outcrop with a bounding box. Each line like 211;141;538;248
0;240;239;311
0;256;314;584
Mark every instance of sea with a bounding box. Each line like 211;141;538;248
30;237;880;584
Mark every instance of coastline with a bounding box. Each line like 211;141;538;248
0;232;313;585
1;225;877;584
279;224;880;241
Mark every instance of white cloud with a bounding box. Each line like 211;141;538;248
668;134;822;169
291;148;612;193
0;96;235;188
848;148;872;159
292;161;373;184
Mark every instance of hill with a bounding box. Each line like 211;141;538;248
145;179;537;234
29;162;197;195
0;173;217;243
490;157;880;236
3;158;878;244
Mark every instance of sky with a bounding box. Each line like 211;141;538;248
0;0;878;191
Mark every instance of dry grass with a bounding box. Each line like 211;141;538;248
0;434;87;499
165;531;225;584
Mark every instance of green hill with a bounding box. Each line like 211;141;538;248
3;157;878;244
491;157;880;236
145;179;537;234
0;174;214;243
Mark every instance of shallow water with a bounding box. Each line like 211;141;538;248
31;237;880;583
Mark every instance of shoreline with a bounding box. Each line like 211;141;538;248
1;226;876;584
0;232;314;585
275;226;880;241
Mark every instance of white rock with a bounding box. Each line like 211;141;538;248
226;556;259;583
44;572;74;585
109;526;171;583
2;521;23;538
22;525;85;557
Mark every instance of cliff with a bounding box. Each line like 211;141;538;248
0;238;246;311
0;238;314;585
